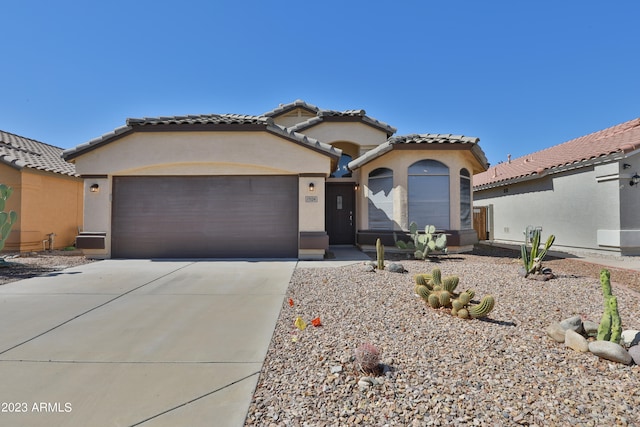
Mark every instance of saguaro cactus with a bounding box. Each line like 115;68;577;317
0;184;17;254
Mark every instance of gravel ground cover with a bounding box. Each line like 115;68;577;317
245;247;640;426
0;251;95;285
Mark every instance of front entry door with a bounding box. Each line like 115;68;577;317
326;183;356;244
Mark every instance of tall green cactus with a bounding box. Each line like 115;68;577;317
0;184;17;255
597;269;622;343
376;238;384;270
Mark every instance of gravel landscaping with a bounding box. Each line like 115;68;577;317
245;247;640;426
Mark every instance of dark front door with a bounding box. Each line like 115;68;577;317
326;183;356;244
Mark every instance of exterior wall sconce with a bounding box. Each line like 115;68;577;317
308;182;315;192
90;184;100;193
623;163;632;169
354;183;359;191
630;173;640;187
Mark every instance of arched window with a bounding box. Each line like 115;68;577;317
368;168;394;229
408;160;449;229
332;153;353;177
460;168;471;228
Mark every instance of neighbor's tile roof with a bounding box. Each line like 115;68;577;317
0;130;77;176
63;113;341;162
474;117;640;189
348;133;488;172
265;99;397;136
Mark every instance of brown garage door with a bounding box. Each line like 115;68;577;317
111;176;298;258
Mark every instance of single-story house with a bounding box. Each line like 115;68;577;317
0;130;83;252
473;117;640;256
62;100;488;259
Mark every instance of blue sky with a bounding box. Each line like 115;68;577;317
1;0;639;167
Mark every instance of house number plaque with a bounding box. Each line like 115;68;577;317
305;196;318;203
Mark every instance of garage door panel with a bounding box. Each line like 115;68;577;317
112;176;298;258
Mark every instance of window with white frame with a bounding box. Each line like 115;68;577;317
408;159;450;229
460;168;471;228
368;167;394;229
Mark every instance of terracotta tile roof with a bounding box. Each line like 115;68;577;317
63;113;341;162
263;99;321;117
265;99;397;136
0;130;77;176
348;133;488;172
126;114;270;126
474;117;640;189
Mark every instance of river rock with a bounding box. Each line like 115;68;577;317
565;329;589;352
583;320;599;337
546;322;566;342
588;340;633;365
621;330;640;348
560;316;584;334
628;345;640;365
387;263;406;273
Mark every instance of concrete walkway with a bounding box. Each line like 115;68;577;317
0;259;296;427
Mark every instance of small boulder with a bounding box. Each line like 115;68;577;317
628;345;640;365
588;340;633;365
621;330;640;348
546;322;566;343
362;264;376;273
583;320;599;337
565;329;589;352
387;263;406;273
560;316;584;334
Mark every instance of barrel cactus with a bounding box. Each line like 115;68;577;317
413;268;495;320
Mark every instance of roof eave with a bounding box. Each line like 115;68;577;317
473;152;626;191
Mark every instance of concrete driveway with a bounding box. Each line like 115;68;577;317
0;259;296;427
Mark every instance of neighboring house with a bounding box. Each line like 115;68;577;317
0;130;83;252
473;118;640;256
62;100;488;259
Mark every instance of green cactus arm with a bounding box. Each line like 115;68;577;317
427;293;441;308
414;250;425;260
442;276;459;293
415;285;432;301
469;295;495;318
425;225;436;234
430;268;442;285
409;222;418;235
435;234;447;250
600;269;612;297
597;309;612;341
536;234;556;263
520;244;529;275
609;296;622;343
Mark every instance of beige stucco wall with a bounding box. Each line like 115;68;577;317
300;122;389;155
0;165;83;252
72;131;335;258
355;148;479;231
